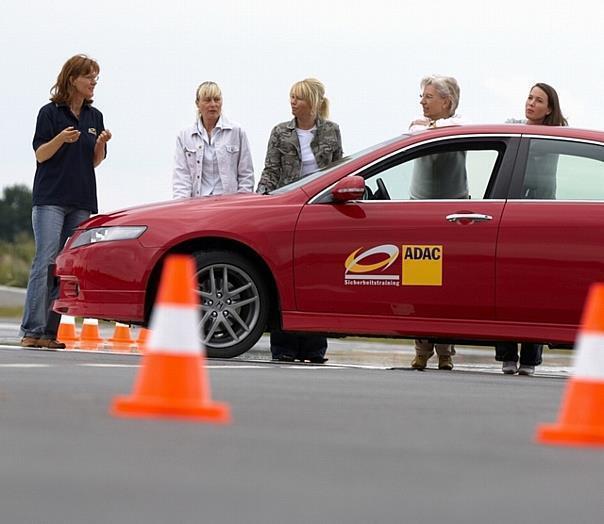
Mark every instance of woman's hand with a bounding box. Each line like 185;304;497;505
96;129;112;146
60;126;81;144
93;129;112;167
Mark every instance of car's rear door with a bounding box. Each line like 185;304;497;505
496;136;604;339
291;135;520;336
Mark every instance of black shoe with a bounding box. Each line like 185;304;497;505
272;354;295;362
307;356;328;364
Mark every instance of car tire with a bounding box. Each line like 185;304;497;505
192;249;269;358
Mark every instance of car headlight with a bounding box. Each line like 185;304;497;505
70;226;147;248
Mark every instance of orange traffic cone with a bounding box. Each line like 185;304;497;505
536;283;604;446
79;318;104;350
108;322;135;351
111;254;231;423
57;315;78;348
136;327;151;352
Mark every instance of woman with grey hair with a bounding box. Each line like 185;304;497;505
408;75;466;371
409;75;462;130
172;81;254;198
257;77;343;362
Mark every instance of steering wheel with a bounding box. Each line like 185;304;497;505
376;178;391;200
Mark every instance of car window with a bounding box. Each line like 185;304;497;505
363;144;502;201
521;139;604;200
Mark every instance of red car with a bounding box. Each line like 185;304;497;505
54;124;604;357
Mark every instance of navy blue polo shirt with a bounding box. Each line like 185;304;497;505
32;102;106;213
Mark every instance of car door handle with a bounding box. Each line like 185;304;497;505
446;213;493;223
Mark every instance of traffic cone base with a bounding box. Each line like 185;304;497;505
111;353;231;423
537;380;604;446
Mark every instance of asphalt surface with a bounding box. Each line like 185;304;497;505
0;334;601;524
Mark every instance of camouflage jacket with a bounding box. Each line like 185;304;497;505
256;118;343;193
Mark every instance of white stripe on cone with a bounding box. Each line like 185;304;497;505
146;305;201;355
572;332;604;380
83;318;99;326
60;315;76;325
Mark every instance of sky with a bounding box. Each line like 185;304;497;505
1;0;603;212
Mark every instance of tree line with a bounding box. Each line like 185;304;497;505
0;184;33;288
0;184;32;242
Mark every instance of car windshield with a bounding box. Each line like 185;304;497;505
269;135;408;194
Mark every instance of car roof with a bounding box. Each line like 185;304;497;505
363;124;604;162
407;123;604;141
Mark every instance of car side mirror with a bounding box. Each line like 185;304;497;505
331;175;365;202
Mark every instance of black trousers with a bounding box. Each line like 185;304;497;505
495;342;543;366
270;331;327;360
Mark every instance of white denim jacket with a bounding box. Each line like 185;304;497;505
172;115;254;198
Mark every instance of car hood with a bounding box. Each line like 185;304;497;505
82;192;302;228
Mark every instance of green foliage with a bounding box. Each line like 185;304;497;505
0;184;33;242
0;233;34;287
0;184;34;286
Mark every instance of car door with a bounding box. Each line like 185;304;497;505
292;136;520;331
496;136;604;332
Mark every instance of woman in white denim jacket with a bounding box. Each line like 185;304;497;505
172;81;254;198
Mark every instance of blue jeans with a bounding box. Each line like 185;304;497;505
20;206;90;338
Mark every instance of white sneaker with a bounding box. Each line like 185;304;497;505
502;361;518;374
518;365;535;376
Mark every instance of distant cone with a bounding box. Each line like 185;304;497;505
110;254;231;423
536;283;604;446
57;315;78;347
136;328;151;352
108;322;135;351
79;318;104;349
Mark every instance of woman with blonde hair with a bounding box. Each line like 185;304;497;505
172;81;254;198
257;78;343;362
256;78;342;194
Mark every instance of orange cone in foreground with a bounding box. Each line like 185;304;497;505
536;283;604;446
111;254;231;423
57;315;78;347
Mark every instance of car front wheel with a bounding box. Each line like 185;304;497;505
193;249;269;358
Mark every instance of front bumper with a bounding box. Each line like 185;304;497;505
53;240;158;323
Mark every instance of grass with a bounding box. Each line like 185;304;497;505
0;306;23;318
0;235;34;288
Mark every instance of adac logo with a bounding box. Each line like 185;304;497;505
344;244;400;286
343;243;444;287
